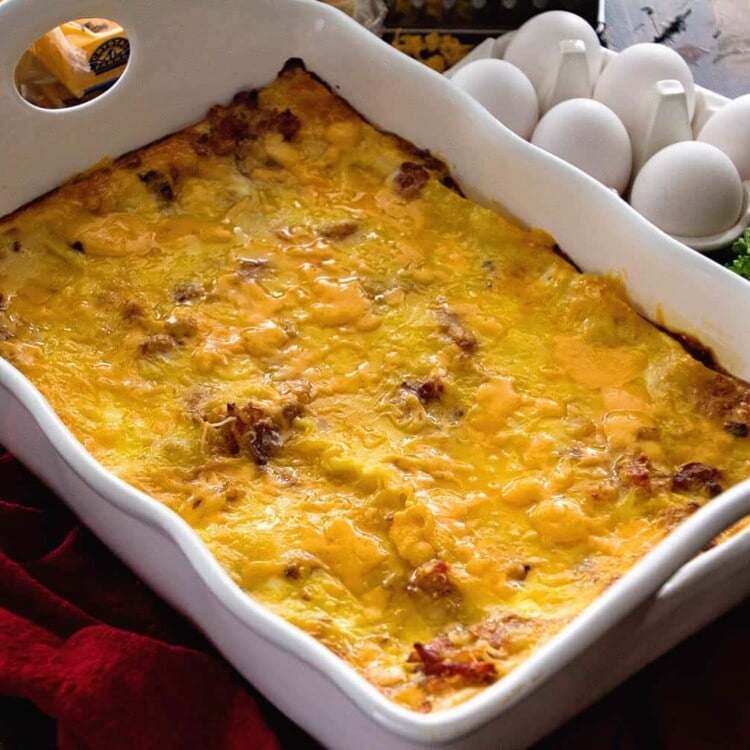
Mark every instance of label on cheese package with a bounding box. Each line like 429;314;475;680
30;18;130;99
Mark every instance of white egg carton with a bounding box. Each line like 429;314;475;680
445;22;749;252
446;33;731;129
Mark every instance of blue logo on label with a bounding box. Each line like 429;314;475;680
89;37;130;75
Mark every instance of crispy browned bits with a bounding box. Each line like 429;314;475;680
232;89;259;109
408;640;497;684
615;454;652;489
697;373;750;424
139;334;177;356
272;109;301;141
724;421;749;438
257;108;301;141
120;153;143;170
283;563;301;580
204;395;307;466
201;106;255;156
228;402;281;465
122;300;145;320
138;169;175;202
671;462;723;498
406;559;456;599
402;378;446;406
438;309;478;354
173;281;205;304
393;161;429;199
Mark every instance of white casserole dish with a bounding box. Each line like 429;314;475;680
1;1;750;748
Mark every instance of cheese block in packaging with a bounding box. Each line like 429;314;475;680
30;19;130;99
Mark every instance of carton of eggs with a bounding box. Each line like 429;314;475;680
445;10;750;252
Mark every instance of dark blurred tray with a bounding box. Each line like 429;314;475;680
384;0;604;38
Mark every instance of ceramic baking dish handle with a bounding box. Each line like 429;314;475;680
642;480;750;608
0;0;145;212
535;480;750;719
2;0;268;216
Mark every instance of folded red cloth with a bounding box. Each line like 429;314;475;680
0;452;279;750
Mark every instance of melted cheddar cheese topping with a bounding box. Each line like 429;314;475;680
2;64;750;711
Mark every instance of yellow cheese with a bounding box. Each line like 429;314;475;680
553;335;647;390
468;376;522;433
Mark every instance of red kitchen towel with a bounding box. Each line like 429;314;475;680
0;451;279;750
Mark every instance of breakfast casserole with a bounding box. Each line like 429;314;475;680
1;61;749;712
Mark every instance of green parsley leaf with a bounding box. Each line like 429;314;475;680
730;252;750;280
726;227;750;280
733;227;750;255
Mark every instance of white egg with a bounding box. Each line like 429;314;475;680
698;94;750;181
630;141;743;238
451;59;539;139
531;99;632;193
594;44;696;138
504;11;603;99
